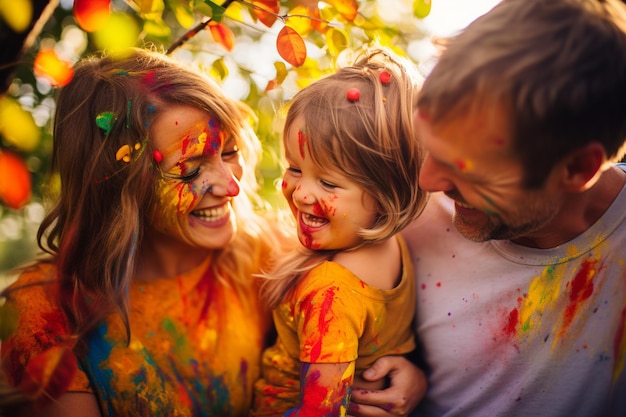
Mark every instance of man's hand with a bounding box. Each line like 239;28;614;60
348;356;427;416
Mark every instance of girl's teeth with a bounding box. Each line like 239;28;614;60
302;213;327;227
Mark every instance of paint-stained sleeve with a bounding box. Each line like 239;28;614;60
293;262;364;364
1;263;92;394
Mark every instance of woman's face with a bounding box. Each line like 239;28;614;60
147;104;243;250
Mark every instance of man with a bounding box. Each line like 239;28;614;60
400;0;626;416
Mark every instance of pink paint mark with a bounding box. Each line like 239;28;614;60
421;284;427;290
226;178;240;196
454;159;468;171
282;180;288;190
560;258;596;337
436;282;442;287
298;129;307;160
195;267;217;325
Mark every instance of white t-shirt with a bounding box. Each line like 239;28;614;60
402;166;626;417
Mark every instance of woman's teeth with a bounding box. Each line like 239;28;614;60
193;204;228;221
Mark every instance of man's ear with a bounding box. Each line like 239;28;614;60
560;142;607;191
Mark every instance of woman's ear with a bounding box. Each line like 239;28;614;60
560;142;607;192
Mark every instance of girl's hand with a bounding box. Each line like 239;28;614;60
348;356;427;416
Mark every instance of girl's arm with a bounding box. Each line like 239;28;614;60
348;356;427;416
286;361;355;416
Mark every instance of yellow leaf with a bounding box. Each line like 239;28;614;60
285;5;313;37
276;25;307;67
326;27;349;57
93;12;140;57
168;0;194;28
209;57;229;81
324;0;358;22
274;61;288;84
0;0;32;32
0;96;40;152
143;18;172;38
413;0;432;18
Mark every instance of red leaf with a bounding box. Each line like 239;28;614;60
252;0;279;27
276;26;307;67
18;345;78;404
73;0;111;32
0;151;31;210
208;21;235;51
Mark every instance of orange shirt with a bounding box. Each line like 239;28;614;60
2;259;270;416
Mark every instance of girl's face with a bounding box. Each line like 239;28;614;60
282;116;379;250
147;105;243;250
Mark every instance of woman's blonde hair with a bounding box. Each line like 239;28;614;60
263;48;427;308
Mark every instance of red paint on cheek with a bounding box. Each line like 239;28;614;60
312;202;325;217
298;129;307;160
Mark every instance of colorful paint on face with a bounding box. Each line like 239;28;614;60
147;105;242;250
416;102;566;245
282;116;378;251
298;128;307;160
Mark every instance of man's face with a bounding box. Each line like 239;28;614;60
415;103;564;244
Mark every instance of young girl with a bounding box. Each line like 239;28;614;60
0;48;285;416
252;49;427;416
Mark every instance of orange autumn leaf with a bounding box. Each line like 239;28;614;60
0;151;32;210
276;26;307;67
17;345;78;404
252;0;280;27
208;21;235;51
325;0;358;22
73;0;111;32
33;49;74;87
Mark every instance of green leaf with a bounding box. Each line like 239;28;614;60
200;0;226;22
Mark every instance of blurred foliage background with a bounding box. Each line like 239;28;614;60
0;0;449;280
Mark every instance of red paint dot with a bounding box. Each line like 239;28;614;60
379;71;391;84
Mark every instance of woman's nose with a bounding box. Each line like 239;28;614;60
206;162;240;197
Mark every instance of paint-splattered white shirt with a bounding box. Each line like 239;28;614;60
403;165;626;417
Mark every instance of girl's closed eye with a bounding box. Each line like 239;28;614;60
287;166;302;175
320;179;338;189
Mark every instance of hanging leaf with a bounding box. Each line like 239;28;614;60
413;0;432;19
310;6;328;34
276;25;307;67
0;96;41;152
252;0;280;28
285;5;314;37
133;0;165;19
274;61;288;84
208;21;234;51
93;12;140;57
17;345;78;404
73;0;111;32
143;18;172;39
209;57;229;81
168;0;195;28
324;0;358;22
199;0;225;22
326;27;349;57
33;49;74;87
0;0;32;32
0;150;32;210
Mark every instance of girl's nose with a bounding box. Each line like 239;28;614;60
291;182;314;205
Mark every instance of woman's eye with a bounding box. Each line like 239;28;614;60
179;167;200;183
222;146;239;161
